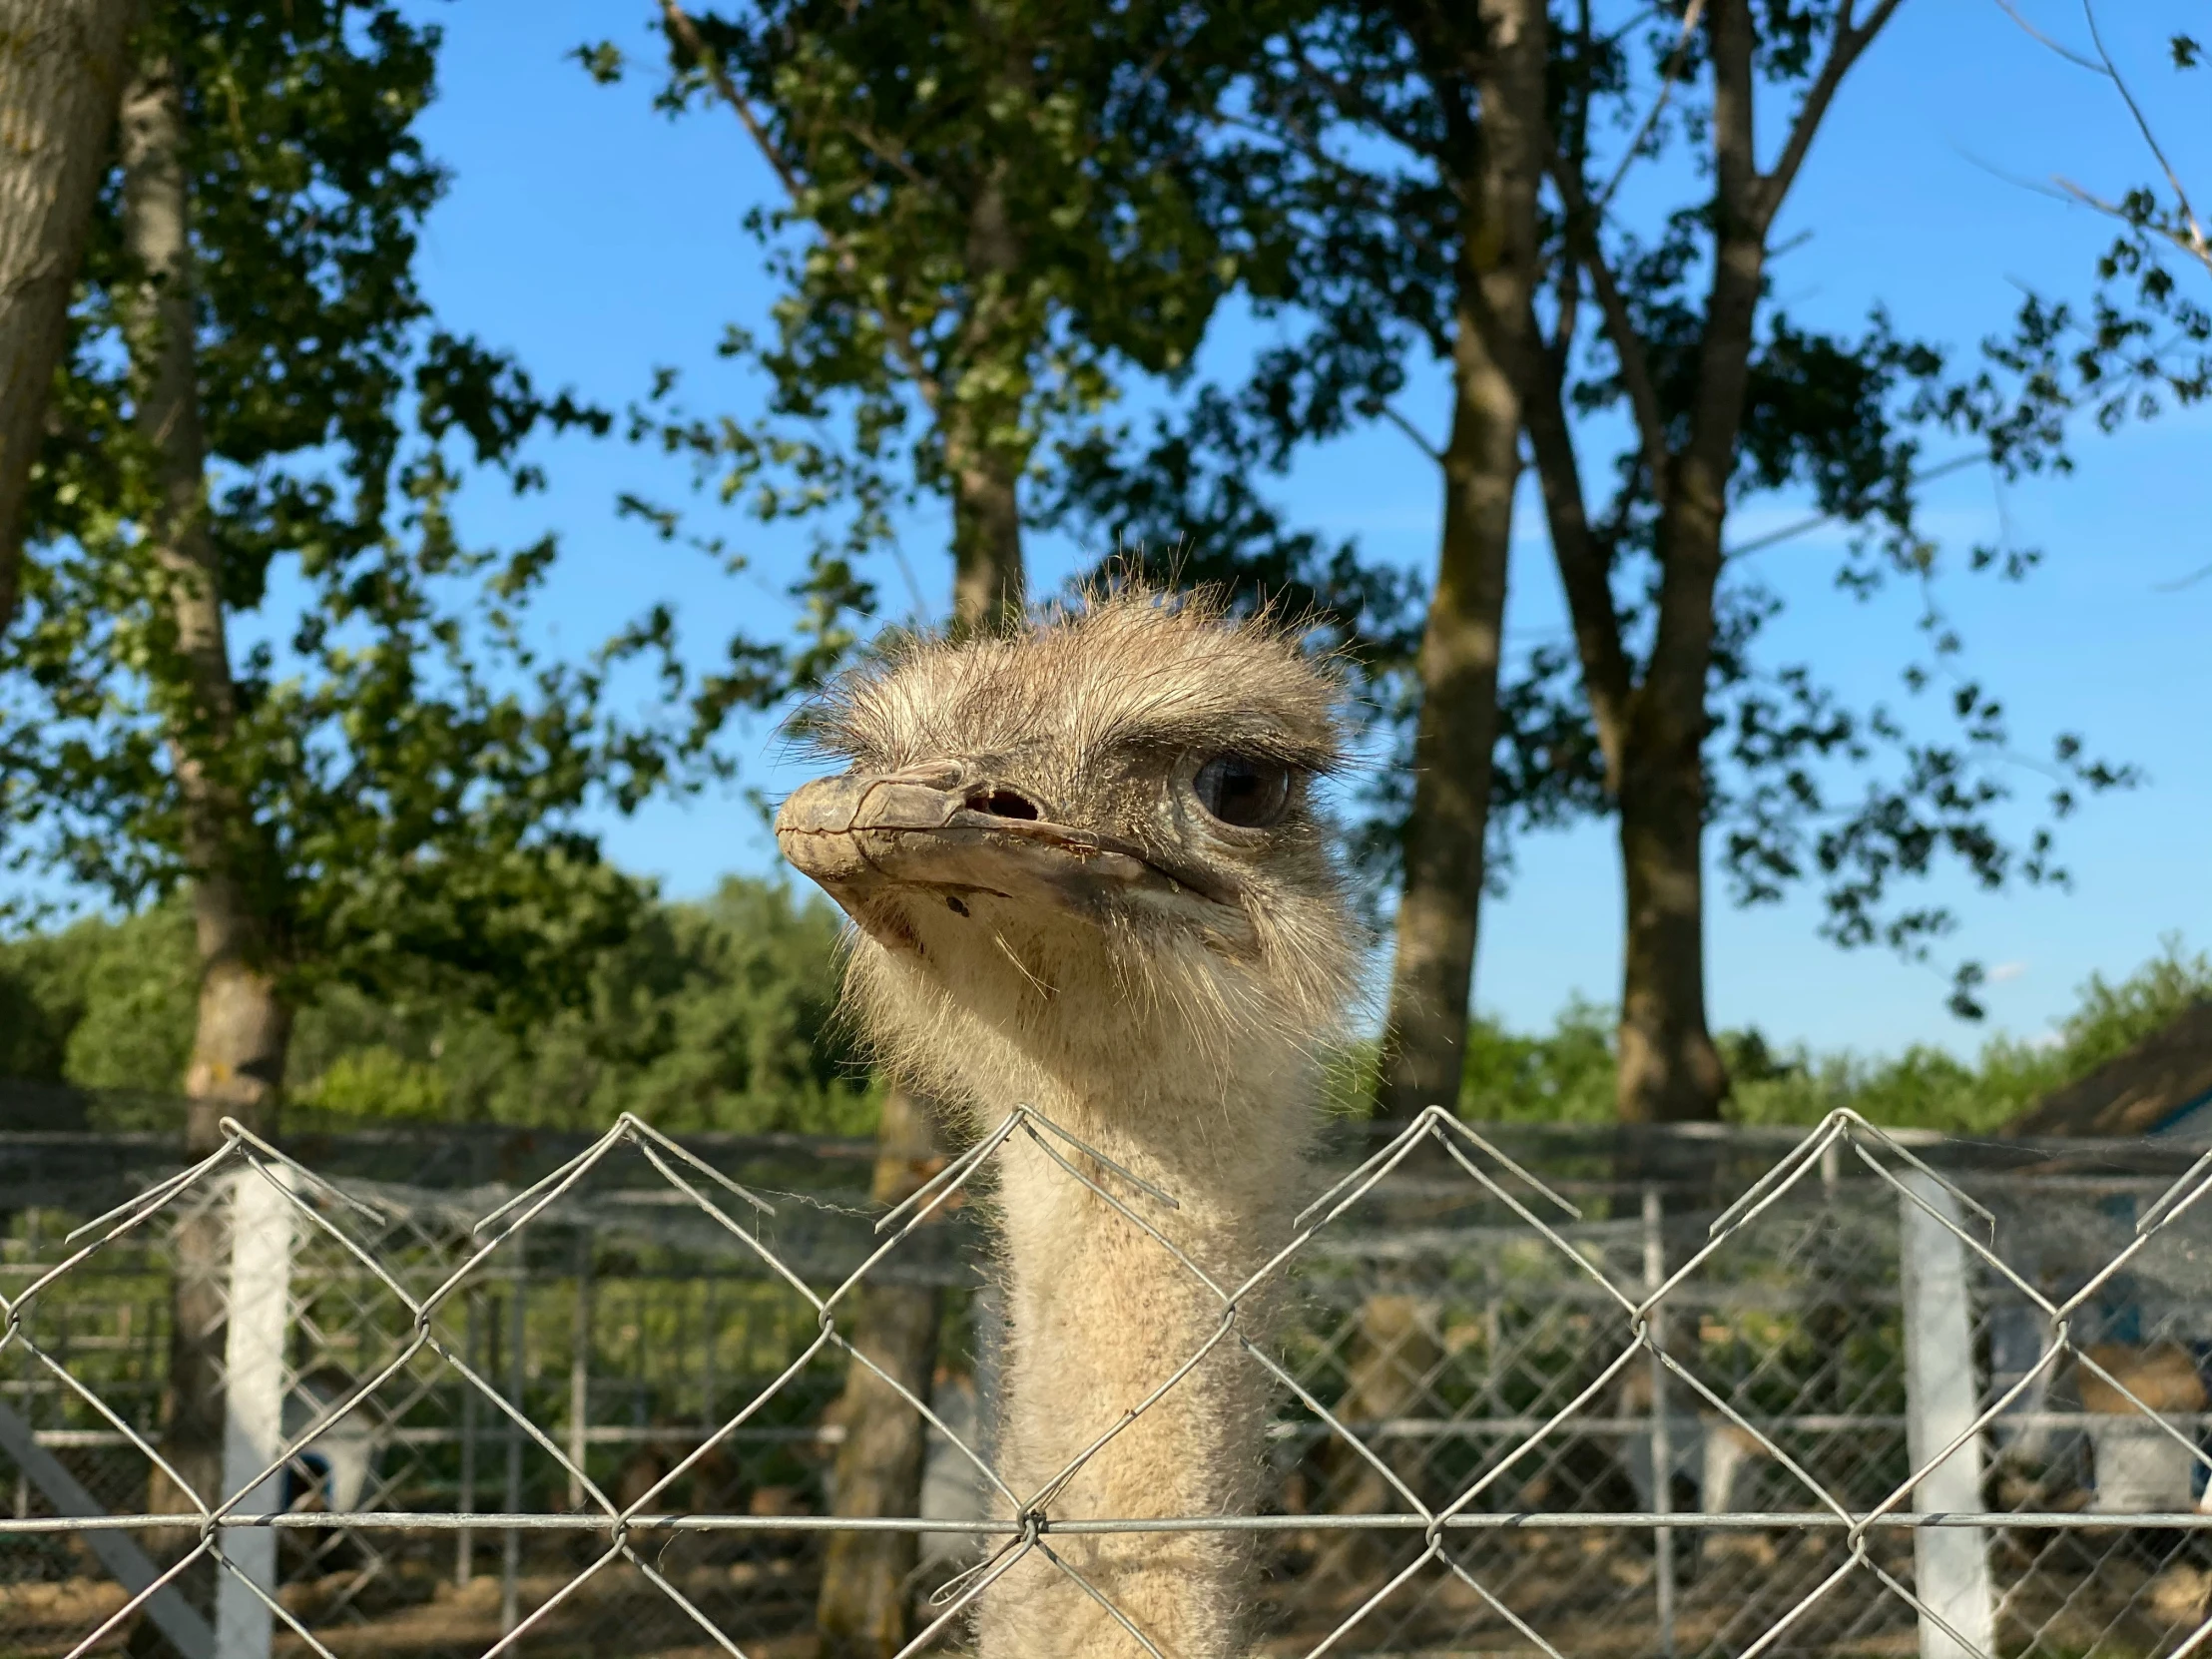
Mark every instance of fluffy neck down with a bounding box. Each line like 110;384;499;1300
856;936;1328;1659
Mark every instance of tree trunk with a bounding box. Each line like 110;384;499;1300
1612;457;1733;1126
946;423;1024;637
1372;0;1545;1126
816;1086;945;1658
944;168;1025;639
1514;0;1892;1125
118;34;289;1141
1308;1290;1441;1596
1327;4;1545;1600
118;44;288;1653
1371;310;1520;1123
1609;0;1766;1126
1613;734;1726;1123
0;0;137;634
1371;1;1544;1126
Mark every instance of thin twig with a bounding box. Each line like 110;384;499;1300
1723;450;1986;559
1989;0;2211;275
2079;0;2212;270
659;0;944;406
1595;0;1707;214
1988;0;2100;72
1377;403;1443;463
1551;158;1673;501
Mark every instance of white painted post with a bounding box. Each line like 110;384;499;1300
1642;1186;1677;1659
567;1229;591;1511
456;1288;478;1586
214;1166;299;1659
500;1268;525;1635
700;1277;718;1435
1899;1170;1996;1659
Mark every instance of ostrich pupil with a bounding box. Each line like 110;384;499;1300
1194;753;1291;828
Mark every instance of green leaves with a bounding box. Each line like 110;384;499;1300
0;878;879;1132
1982;7;2212;453
1208;0;2138;1022
571;41;627;86
1455;940;2212;1131
589;0;1299;678
2;1;706;1026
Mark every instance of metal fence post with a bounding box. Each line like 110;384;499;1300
213;1166;298;1659
1899;1169;1996;1659
1642;1185;1676;1659
567;1228;591;1512
700;1277;718;1434
501;1263;526;1635
456;1287;478;1587
972;1281;1001;1469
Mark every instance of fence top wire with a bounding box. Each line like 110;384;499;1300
3;1098;2208;1295
4;1076;2208;1199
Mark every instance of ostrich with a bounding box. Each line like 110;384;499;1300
776;590;1362;1658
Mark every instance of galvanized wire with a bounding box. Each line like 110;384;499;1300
0;1105;2208;1658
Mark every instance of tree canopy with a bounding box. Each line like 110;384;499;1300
1;0;708;1052
0;0;2191;1136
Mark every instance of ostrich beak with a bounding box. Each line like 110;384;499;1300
775;764;1250;946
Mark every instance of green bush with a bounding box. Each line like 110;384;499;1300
0;877;877;1135
7;881;2201;1139
0;905;197;1091
1471;936;2212;1133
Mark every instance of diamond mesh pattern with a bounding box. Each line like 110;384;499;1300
0;1108;2206;1659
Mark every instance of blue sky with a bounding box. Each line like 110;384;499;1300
378;0;2205;1060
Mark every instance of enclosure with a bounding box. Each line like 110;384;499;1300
0;1103;2208;1659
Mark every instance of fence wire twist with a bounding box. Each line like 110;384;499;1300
1;1105;2210;1659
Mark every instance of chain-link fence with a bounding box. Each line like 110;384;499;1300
1;1105;2209;1658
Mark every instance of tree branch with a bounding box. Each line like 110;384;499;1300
2079;0;2211;272
1377;401;1443;462
1549;229;1583;359
1551;157;1673;500
838;118;945;203
1722;450;1985;559
1286;33;1433;159
1595;0;1707;213
660;2;803;202
1545;0;1595;342
1757;0;1905;232
660;0;944;409
1219;106;1452;269
2050;175;2212;275
1516;303;1635;791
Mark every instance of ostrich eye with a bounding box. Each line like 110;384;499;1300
1193;754;1292;830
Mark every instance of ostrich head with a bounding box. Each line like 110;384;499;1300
775;590;1363;1122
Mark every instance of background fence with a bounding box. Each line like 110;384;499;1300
0;1106;2208;1659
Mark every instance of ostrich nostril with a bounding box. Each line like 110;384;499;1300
965;785;1041;821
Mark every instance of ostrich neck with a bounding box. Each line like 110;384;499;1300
976;1068;1319;1659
